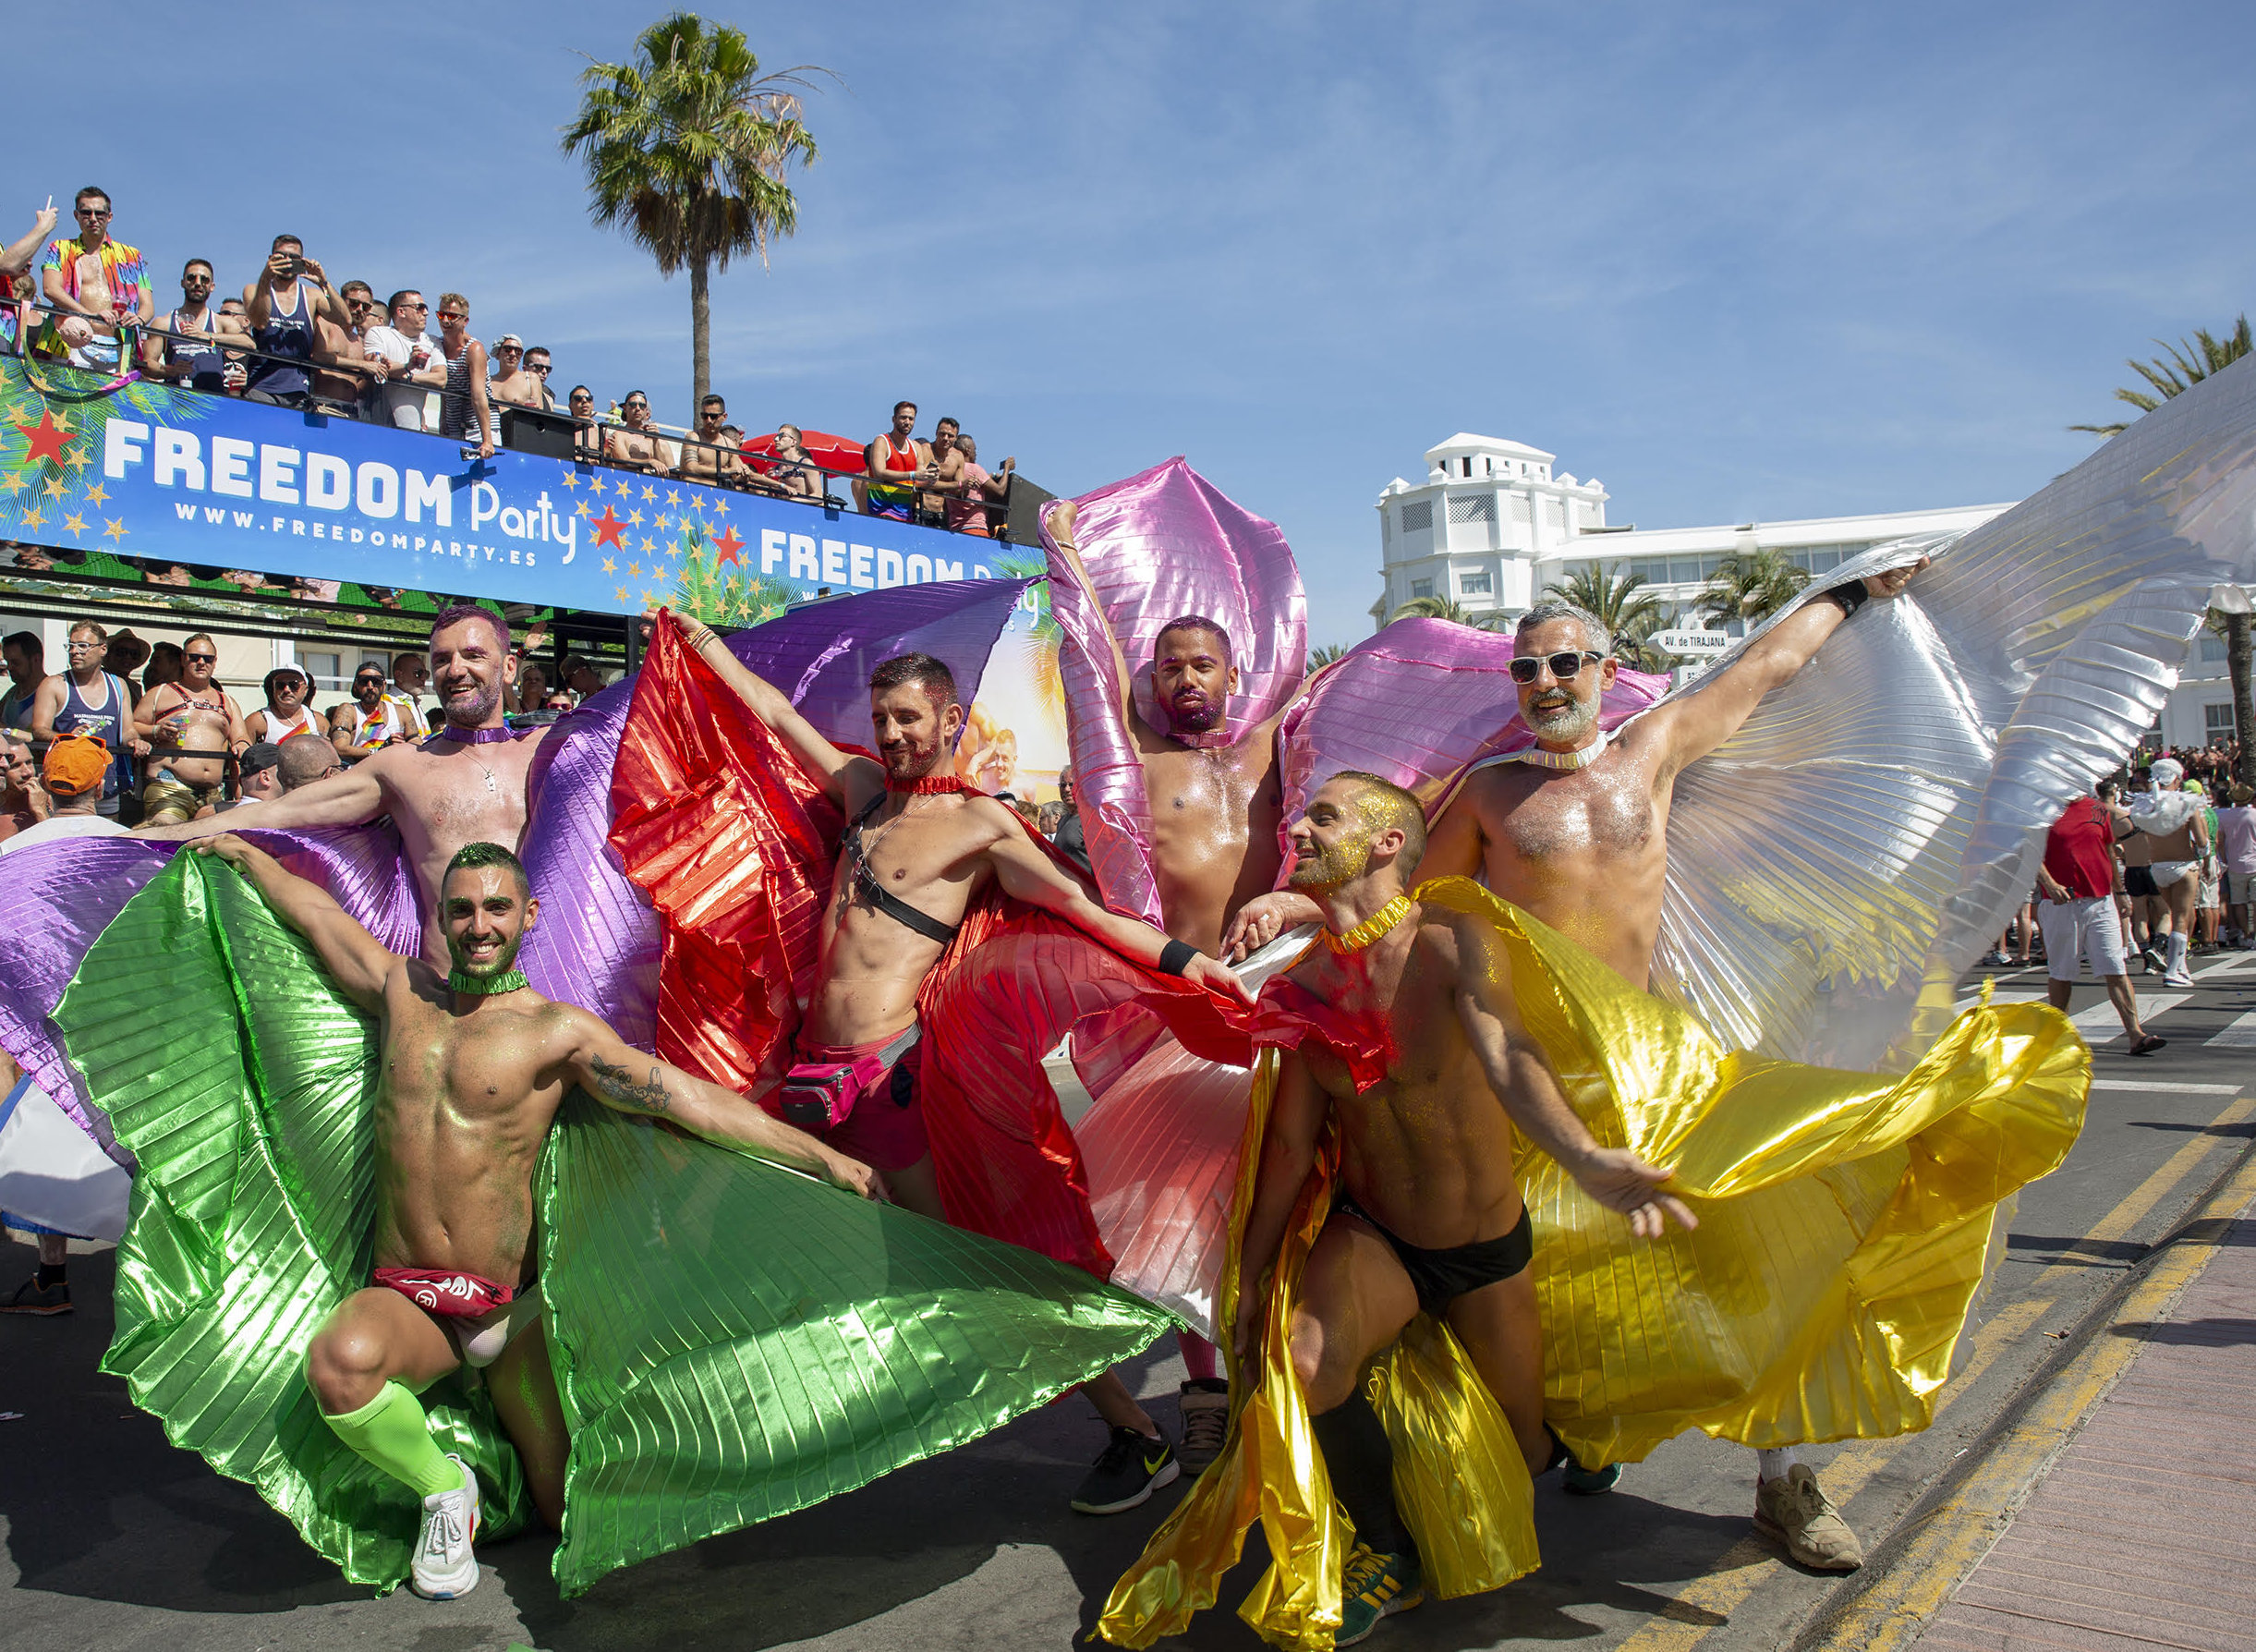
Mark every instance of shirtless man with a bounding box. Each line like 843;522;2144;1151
191;832;878;1600
139;606;547;968
2129;756;2213;988
38;186;152;369
1236;771;1691;1642
485;334;545;410
1046;498;1304;1464
602;391;675;477
669;613;1250;1485
679;395;758;491
1230;568;1928;1571
132;633;251;824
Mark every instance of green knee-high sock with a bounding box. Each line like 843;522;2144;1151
321;1380;464;1500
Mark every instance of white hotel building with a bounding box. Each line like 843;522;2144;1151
1369;432;2238;750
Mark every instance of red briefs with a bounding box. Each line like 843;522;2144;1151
373;1266;514;1318
770;1025;929;1172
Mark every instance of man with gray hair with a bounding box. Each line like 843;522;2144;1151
1230;564;1930;1570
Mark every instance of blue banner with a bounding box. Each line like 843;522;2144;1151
0;358;1024;620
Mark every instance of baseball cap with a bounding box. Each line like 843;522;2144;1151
239;741;284;779
44;730;111;797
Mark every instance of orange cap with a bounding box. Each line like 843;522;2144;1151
43;730;112;797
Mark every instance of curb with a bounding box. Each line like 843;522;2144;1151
1795;1130;2256;1650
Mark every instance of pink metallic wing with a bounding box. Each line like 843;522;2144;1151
1276;617;1670;827
1045;458;1307;923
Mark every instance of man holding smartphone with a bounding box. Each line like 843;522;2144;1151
244;234;347;408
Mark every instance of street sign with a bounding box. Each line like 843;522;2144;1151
1654;628;1731;652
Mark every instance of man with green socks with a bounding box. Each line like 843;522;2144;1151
192;832;881;1599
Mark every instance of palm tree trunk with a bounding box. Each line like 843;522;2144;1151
2227;609;2255;791
689;258;711;412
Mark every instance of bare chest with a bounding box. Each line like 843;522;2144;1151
378;996;556;1140
830;803;989;932
1488;762;1657;864
1142;743;1276;838
394;742;536;856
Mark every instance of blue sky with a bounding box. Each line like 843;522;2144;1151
13;0;2251;643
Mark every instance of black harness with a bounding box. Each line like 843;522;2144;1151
842;793;962;947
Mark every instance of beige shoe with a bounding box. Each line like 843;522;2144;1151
1753;1464;1864;1571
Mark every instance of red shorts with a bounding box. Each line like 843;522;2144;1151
781;1026;929;1172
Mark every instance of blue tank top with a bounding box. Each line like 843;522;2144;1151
57;672;131;808
167;307;227;392
249;281;313;397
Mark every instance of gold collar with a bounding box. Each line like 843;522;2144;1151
1322;893;1414;954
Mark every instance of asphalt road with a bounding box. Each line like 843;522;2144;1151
6;948;2252;1652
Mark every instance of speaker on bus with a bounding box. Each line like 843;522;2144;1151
997;473;1056;549
499;405;580;461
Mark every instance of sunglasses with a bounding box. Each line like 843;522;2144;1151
625;400;649;410
184;652;217;663
1508;650;1605;685
498;345;522;354
348;298;378;310
354;675;384;687
528;362;551;372
400;300;428;310
437;311;466;322
76;207;111;220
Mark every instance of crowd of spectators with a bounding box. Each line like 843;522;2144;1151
0;613;607;829
0;187;1023;584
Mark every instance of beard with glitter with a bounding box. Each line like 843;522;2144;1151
442;674;503;729
1165;686;1226;738
880;729;946;784
447;917;526;980
1288;821;1376;893
1525;685;1600;745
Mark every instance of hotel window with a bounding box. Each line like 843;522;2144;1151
2208;703;2237;739
1410;578;1434;600
1449;494;1495;525
2201;634;2227;663
1460;570;1493;596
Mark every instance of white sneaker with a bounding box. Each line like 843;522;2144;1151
2164;969;2195;988
410;1454;481;1600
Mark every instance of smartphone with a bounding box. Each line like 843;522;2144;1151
283;256;305;280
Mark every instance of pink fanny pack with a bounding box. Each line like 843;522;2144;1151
373;1267;515;1319
776;1052;891;1130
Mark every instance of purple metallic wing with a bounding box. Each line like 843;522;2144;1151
1045;459;1307;923
1276;618;1671;825
728;577;1033;747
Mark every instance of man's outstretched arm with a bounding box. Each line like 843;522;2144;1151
667;612;876;807
559;1010;882;1200
983;806;1255;1004
192;834;394;1013
136;756;385;842
1443;913;1695;1239
1643;560;1928;781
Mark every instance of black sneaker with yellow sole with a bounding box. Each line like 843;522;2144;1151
1070;1426;1180;1514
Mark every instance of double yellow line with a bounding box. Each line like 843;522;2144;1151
1616;1088;2256;1651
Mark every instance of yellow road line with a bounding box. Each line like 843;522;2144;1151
1614;1089;2254;1651
1820;1145;2256;1651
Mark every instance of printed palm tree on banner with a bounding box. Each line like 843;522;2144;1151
669;516;796;625
991;550;1064;725
0;361;215;557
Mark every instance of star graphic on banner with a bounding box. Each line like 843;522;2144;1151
641;589;659;608
0;471;25;496
654;514;671;531
61;511;88;537
614;586;629;603
575;499;591;518
626;508;643;527
102;517;128;543
627;561;642;578
18;506;43;530
665;488;681;505
586;475;606;496
83;481;109;508
43;477;65;499
600;556;616;574
639;537;655;553
12;408;72;468
712;526;745;566
640;484;657;503
560;468;579;491
589;505;627;550
66;445;90;471
710;495;729;516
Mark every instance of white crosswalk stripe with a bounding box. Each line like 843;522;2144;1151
1953;989;2189;1044
2207;1011;2256;1050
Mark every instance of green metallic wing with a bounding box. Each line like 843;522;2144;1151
62;854;1177;1598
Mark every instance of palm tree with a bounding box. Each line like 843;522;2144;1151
2206;598;2256;792
2070;315;2252;437
1693;550;1808;630
564;14;829;411
1389;595;1508;631
1542;562;1676;672
1309;642;1351;670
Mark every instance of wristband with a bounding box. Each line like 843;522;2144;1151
1158;939;1198;977
1821;580;1868;619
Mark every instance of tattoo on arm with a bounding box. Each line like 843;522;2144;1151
590;1055;673;1117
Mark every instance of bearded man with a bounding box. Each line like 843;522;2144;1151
192;832;880;1600
138;605;544;967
